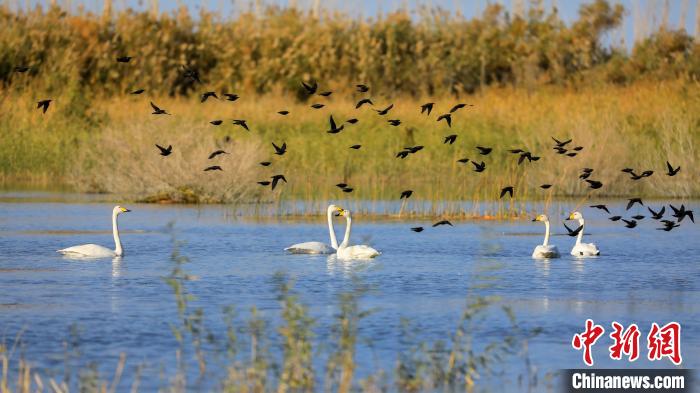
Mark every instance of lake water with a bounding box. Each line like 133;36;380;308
1;195;698;391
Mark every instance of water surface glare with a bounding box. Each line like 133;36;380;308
1;200;698;391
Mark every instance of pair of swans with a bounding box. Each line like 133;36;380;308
57;206;131;258
285;204;380;260
532;211;600;258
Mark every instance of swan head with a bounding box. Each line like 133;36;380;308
336;206;349;217
328;204;341;215
568;211;583;220
532;214;548;222
114;205;131;215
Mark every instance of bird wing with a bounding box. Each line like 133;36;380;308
150;102;160;111
329;115;337;129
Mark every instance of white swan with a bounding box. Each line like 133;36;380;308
336;208;380;260
57;206;131;258
567;211;600;257
531;214;560;258
284;205;341;254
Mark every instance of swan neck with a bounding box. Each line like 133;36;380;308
543;220;550;246
576;218;584;245
327;207;338;249
113;211;123;256
341;215;352;248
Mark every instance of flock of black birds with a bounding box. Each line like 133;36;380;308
17;57;694;234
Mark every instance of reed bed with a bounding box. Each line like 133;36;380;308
0;1;698;215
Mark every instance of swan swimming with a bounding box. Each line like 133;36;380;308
336;207;380;260
284;204;341;254
531;214;560;258
57;206;131;258
567;211;600;257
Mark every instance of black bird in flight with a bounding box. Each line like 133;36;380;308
400;190;413;199
666;161;680;176
327;115;344;134
37;99;52;114
579;172;592;180
223;93;239;101
518;152;540;164
272;142;287;155
210;120;223;125
355;98;373;109
396;151;410;159
301;81;318;95
657;220;680;231
356;84;369;92
350;145;362;150
278;110;289;115
410;227;424;232
204;166;223;171
201;91;218;102
621;168;635;173
572;146;584;151
457;158;470;164
310;103;325;109
388;119;401;126
590;204;610;214
554;147;568;155
436;113;452;127
14;66;30;72
150;101;169;115
420;102;434;115
670;204;694;223
563;222;584;236
375;104;394;115
585;180;603;189
432;220;453;227
271;174;287;190
182;65;201;84
232;119;249;131
130;89;145;95
552;137;572;147
582;168;594;173
476;146;492;155
540;184;552;189
631;215;645;220
257;181;271;186
155;144;172;156
208;150;228;159
346;118;359;124
342;187;354;193
444;135;457;144
621;219;637;228
318;91;332;97
500;186;513;199
472;161;486;172
336;183;348;188
405;146;424;153
509;149;524;154
566;152;578;157
450;103;471;113
609;216;622;221
627;198;644;210
648;206;665;220
116;56;132;63
259;161;271;166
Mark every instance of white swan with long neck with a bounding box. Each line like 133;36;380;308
567;211;600;257
57;206;131;258
336;207;380;260
531;214;560;258
284;204;340;254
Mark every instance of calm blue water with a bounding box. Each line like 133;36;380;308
1;197;698;391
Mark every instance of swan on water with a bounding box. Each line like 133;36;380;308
336;207;380;260
57;206;131;258
284;205;341;254
567;211;600;257
531;214;560;258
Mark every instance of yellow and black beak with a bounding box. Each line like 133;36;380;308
532;217;538;222
566;213;574;220
120;207;131;213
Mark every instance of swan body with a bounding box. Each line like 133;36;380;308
285;205;341;254
531;214;560;258
57;206;130;258
567;211;600;257
336;208;380;260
